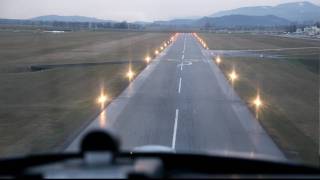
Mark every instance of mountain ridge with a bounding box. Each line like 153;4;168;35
31;15;114;23
210;1;320;22
153;15;291;28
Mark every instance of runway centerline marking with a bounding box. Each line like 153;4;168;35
178;78;182;93
181;37;186;71
182;37;186;54
172;109;179;149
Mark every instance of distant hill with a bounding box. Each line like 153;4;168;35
154;19;195;26
210;1;320;22
31;15;113;22
152;15;291;28
196;15;291;27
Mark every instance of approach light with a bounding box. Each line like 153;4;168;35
145;56;151;63
229;70;238;81
126;69;135;81
216;56;221;64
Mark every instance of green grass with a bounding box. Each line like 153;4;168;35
200;32;320;73
200;33;319;166
0;63;147;156
0;31;171;157
199;33;320;50
218;57;319;165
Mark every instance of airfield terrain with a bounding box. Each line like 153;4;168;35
200;33;319;165
0;30;171;157
0;30;318;166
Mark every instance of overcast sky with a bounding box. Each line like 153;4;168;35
0;0;319;22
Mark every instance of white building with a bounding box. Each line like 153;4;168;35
295;28;303;34
303;26;320;36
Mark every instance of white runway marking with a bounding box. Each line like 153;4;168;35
183;36;186;53
178;78;182;93
172;109;179;149
181;37;186;71
186;61;194;65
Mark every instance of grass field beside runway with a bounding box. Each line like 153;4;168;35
0;31;170;157
0;31;169;73
200;33;320;50
200;33;319;166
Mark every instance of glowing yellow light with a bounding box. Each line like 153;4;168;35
160;46;164;50
155;50;159;55
253;95;262;108
126;69;135;81
229;70;238;81
145;56;151;63
252;92;263;119
216;56;221;64
97;94;108;105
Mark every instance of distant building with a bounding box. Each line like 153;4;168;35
303;26;320;36
295;28;303;34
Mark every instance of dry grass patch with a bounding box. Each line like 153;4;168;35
0;31;170;157
219;57;318;166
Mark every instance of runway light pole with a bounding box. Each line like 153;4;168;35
229;69;238;86
216;56;222;65
203;43;207;48
252;93;263;120
228;69;238;100
126;67;135;82
96;91;108;127
97;93;108;105
97;90;108;110
145;56;151;64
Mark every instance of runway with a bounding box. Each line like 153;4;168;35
66;33;285;161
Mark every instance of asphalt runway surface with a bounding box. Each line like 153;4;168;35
66;33;285;161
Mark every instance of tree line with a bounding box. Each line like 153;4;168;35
0;19;143;31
